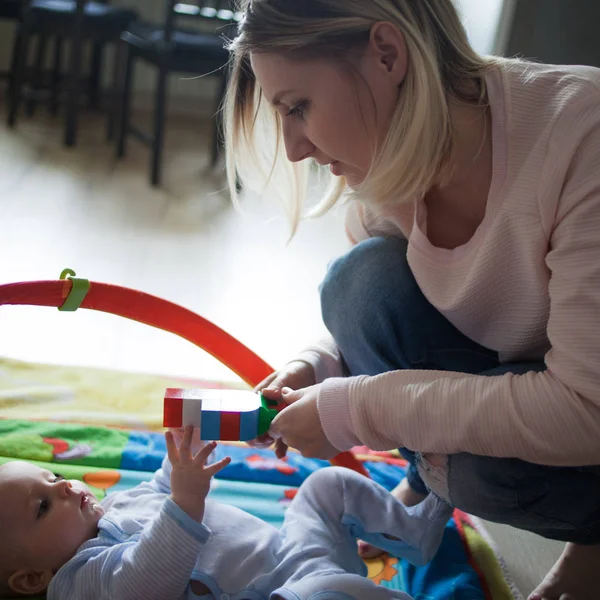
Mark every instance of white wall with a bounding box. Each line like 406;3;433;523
453;0;508;55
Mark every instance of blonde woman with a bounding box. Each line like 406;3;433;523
226;1;600;599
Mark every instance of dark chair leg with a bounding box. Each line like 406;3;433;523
210;72;228;168
89;41;103;110
151;65;168;187
106;41;123;141
26;33;47;117
64;32;84;146
116;45;133;159
7;24;31;128
51;36;63;115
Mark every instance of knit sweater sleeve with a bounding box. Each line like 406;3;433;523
318;96;600;467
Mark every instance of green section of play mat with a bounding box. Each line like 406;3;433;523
0;418;127;467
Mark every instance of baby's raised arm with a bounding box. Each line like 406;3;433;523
49;428;230;600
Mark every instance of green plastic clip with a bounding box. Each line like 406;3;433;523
58;268;90;312
257;394;281;436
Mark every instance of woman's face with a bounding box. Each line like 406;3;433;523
250;25;406;187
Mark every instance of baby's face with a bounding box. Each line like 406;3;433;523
0;461;104;577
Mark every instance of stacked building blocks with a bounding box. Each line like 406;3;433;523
163;388;282;441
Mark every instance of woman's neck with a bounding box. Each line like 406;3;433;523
430;97;493;213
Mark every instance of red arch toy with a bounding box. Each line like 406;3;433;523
0;271;368;476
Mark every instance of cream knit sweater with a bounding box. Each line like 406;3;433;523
298;60;600;467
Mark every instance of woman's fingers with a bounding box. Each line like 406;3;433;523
253;372;278;393
260;383;284;402
247;433;275;448
274;438;288;459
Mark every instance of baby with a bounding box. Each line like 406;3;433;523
0;427;452;600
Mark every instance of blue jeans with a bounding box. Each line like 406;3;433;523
320;236;600;545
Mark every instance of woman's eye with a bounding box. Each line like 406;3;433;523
38;498;49;519
287;102;307;119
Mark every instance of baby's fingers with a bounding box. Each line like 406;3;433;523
168;427;185;448
204;456;231;478
178;425;194;462
192;440;217;466
165;431;179;464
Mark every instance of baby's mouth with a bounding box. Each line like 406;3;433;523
81;491;102;514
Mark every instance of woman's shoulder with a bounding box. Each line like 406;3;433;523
491;59;600;182
499;58;600;91
497;58;600;116
495;61;600;234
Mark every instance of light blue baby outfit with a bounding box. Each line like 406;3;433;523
48;457;452;600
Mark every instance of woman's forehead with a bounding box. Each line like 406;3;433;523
251;53;346;100
251;52;316;78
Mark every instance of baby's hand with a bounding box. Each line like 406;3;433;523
165;426;231;522
168;426;209;458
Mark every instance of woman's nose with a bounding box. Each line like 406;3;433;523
283;125;314;163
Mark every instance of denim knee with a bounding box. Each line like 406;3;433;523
320;236;411;335
447;453;600;544
319;237;429;375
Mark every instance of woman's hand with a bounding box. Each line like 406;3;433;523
248;360;316;456
268;385;339;460
166;426;231;522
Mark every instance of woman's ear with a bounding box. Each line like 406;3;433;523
8;568;53;595
368;21;409;86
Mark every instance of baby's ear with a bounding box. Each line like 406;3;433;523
8;568;53;595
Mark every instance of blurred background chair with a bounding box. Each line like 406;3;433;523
7;0;138;146
0;1;21;82
115;0;238;187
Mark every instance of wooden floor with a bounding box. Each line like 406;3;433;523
0;103;563;597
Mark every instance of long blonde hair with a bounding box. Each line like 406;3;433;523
224;0;498;234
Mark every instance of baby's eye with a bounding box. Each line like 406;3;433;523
37;498;49;519
53;473;64;482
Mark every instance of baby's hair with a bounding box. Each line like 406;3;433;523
0;465;55;599
224;0;501;234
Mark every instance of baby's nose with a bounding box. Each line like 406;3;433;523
59;479;73;496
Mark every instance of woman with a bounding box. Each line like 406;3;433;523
224;1;600;598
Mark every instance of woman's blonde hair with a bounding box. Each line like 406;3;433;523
224;0;499;234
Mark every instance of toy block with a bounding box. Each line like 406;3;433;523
163;388;281;441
